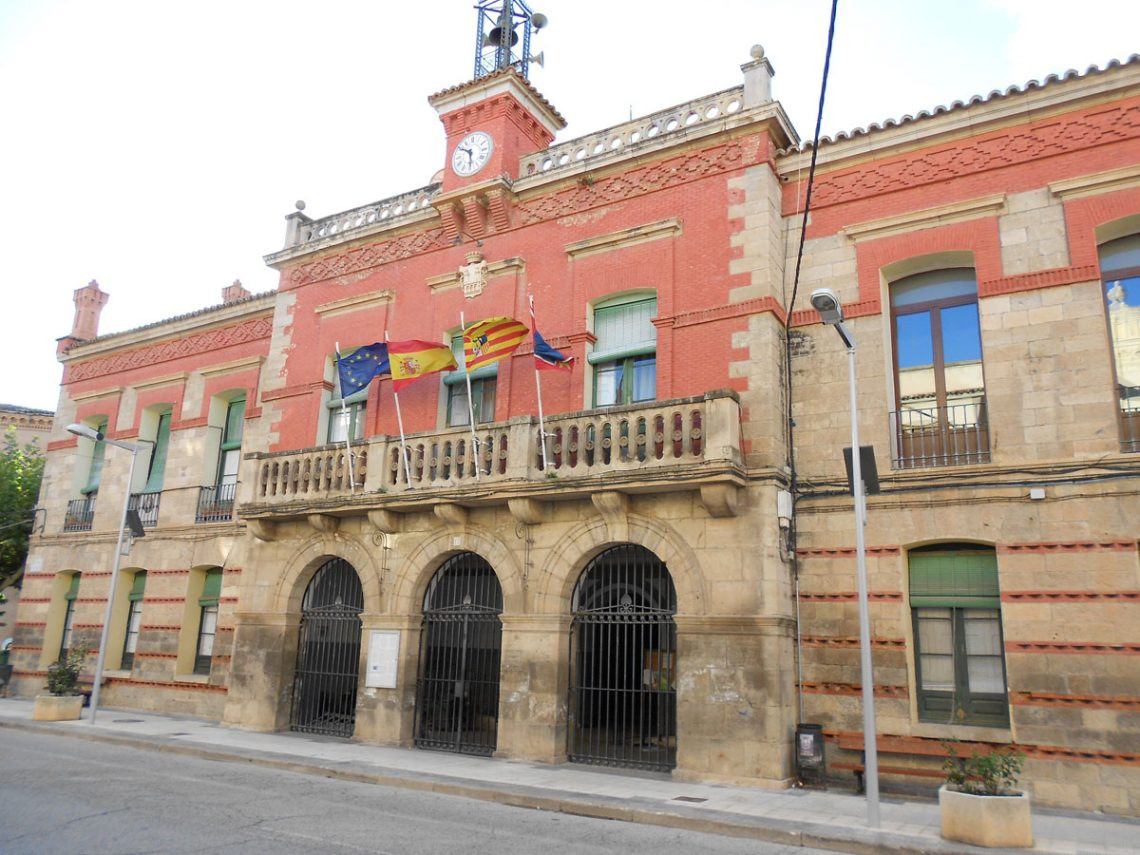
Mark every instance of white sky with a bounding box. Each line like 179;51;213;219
1;0;1136;412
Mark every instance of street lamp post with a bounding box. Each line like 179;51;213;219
808;289;880;828
66;423;140;725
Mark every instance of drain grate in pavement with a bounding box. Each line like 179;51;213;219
672;796;708;803
168;732;190;736
112;719;144;723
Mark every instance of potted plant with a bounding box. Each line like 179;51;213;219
33;645;89;721
939;742;1032;848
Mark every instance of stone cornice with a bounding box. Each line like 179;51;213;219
777;58;1140;175
314;290;396;319
564;218;682;259
60;295;275;365
839;194;1007;243
1049;163;1140;200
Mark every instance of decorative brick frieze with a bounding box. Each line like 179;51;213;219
979;263;1100;296
1006;641;1140;654
798;592;904;602
673;296;786;329
999;540;1137;554
1010;691;1140;711
796;546;902;557
801;681;909;698
798;103;1140;212
1003;590;1140;602
65;317;273;383
286;228;450;287
801;636;906;649
516;142;751;227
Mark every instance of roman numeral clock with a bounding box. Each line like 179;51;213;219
451;130;494;177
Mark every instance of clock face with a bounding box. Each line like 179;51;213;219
451;131;493;177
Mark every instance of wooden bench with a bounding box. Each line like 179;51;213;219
831;732;999;793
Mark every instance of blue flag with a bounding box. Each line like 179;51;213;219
337;343;389;397
533;330;573;371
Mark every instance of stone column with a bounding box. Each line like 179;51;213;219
494;614;571;763
222;611;297;731
673;615;797;786
353;614;421;746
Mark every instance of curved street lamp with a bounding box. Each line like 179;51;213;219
66;423;140;724
808;289;880;828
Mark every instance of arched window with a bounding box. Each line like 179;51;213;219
890;269;989;468
909;544;1008;727
1098;234;1140;452
589;295;657;408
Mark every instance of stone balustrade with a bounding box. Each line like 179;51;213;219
288;184;441;248
246;392;742;510
519;87;745;178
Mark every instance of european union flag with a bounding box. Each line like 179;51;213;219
337;343;389;398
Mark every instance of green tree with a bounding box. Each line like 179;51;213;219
0;426;45;590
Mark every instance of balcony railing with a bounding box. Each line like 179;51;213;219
247;392;742;508
1121;402;1139;453
890;400;991;469
196;483;237;523
258;447;365;500
127;492;161;528
63;496;96;532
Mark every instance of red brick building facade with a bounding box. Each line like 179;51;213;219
12;45;1139;812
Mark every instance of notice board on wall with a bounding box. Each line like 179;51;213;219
365;630;400;689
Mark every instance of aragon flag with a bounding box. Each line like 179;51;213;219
463;317;529;371
387;339;458;391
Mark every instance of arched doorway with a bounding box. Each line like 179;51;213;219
290;557;364;737
414;552;503;756
569;544;677;771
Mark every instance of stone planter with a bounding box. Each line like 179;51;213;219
32;693;84;722
939;784;1033;848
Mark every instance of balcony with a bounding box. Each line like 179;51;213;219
197;483;237;523
242;392;745;529
63;496;96;532
890;400;991;469
127;492;161;528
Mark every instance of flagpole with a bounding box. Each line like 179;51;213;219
529;295;551;471
459;311;481;480
385;331;414;490
335;342;357;494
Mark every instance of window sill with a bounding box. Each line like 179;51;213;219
173;673;211;685
910;720;1012;743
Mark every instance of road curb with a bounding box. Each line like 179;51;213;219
0;717;972;854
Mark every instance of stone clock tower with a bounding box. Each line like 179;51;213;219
427;1;565;243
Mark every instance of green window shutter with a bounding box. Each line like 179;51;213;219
128;571;147;602
222;399;245;447
592;298;657;362
199;569;222;606
65;573;81;600
82;419;108;495
144;412;171;493
909;548;999;607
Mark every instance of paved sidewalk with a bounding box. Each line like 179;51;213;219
0;698;1134;854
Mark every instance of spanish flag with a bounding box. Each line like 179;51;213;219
387;339;457;391
463;317;529;371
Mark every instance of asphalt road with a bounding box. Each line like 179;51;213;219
0;728;834;855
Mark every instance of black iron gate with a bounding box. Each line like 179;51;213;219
569;544;677;771
414;553;503;756
290;558;364;737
